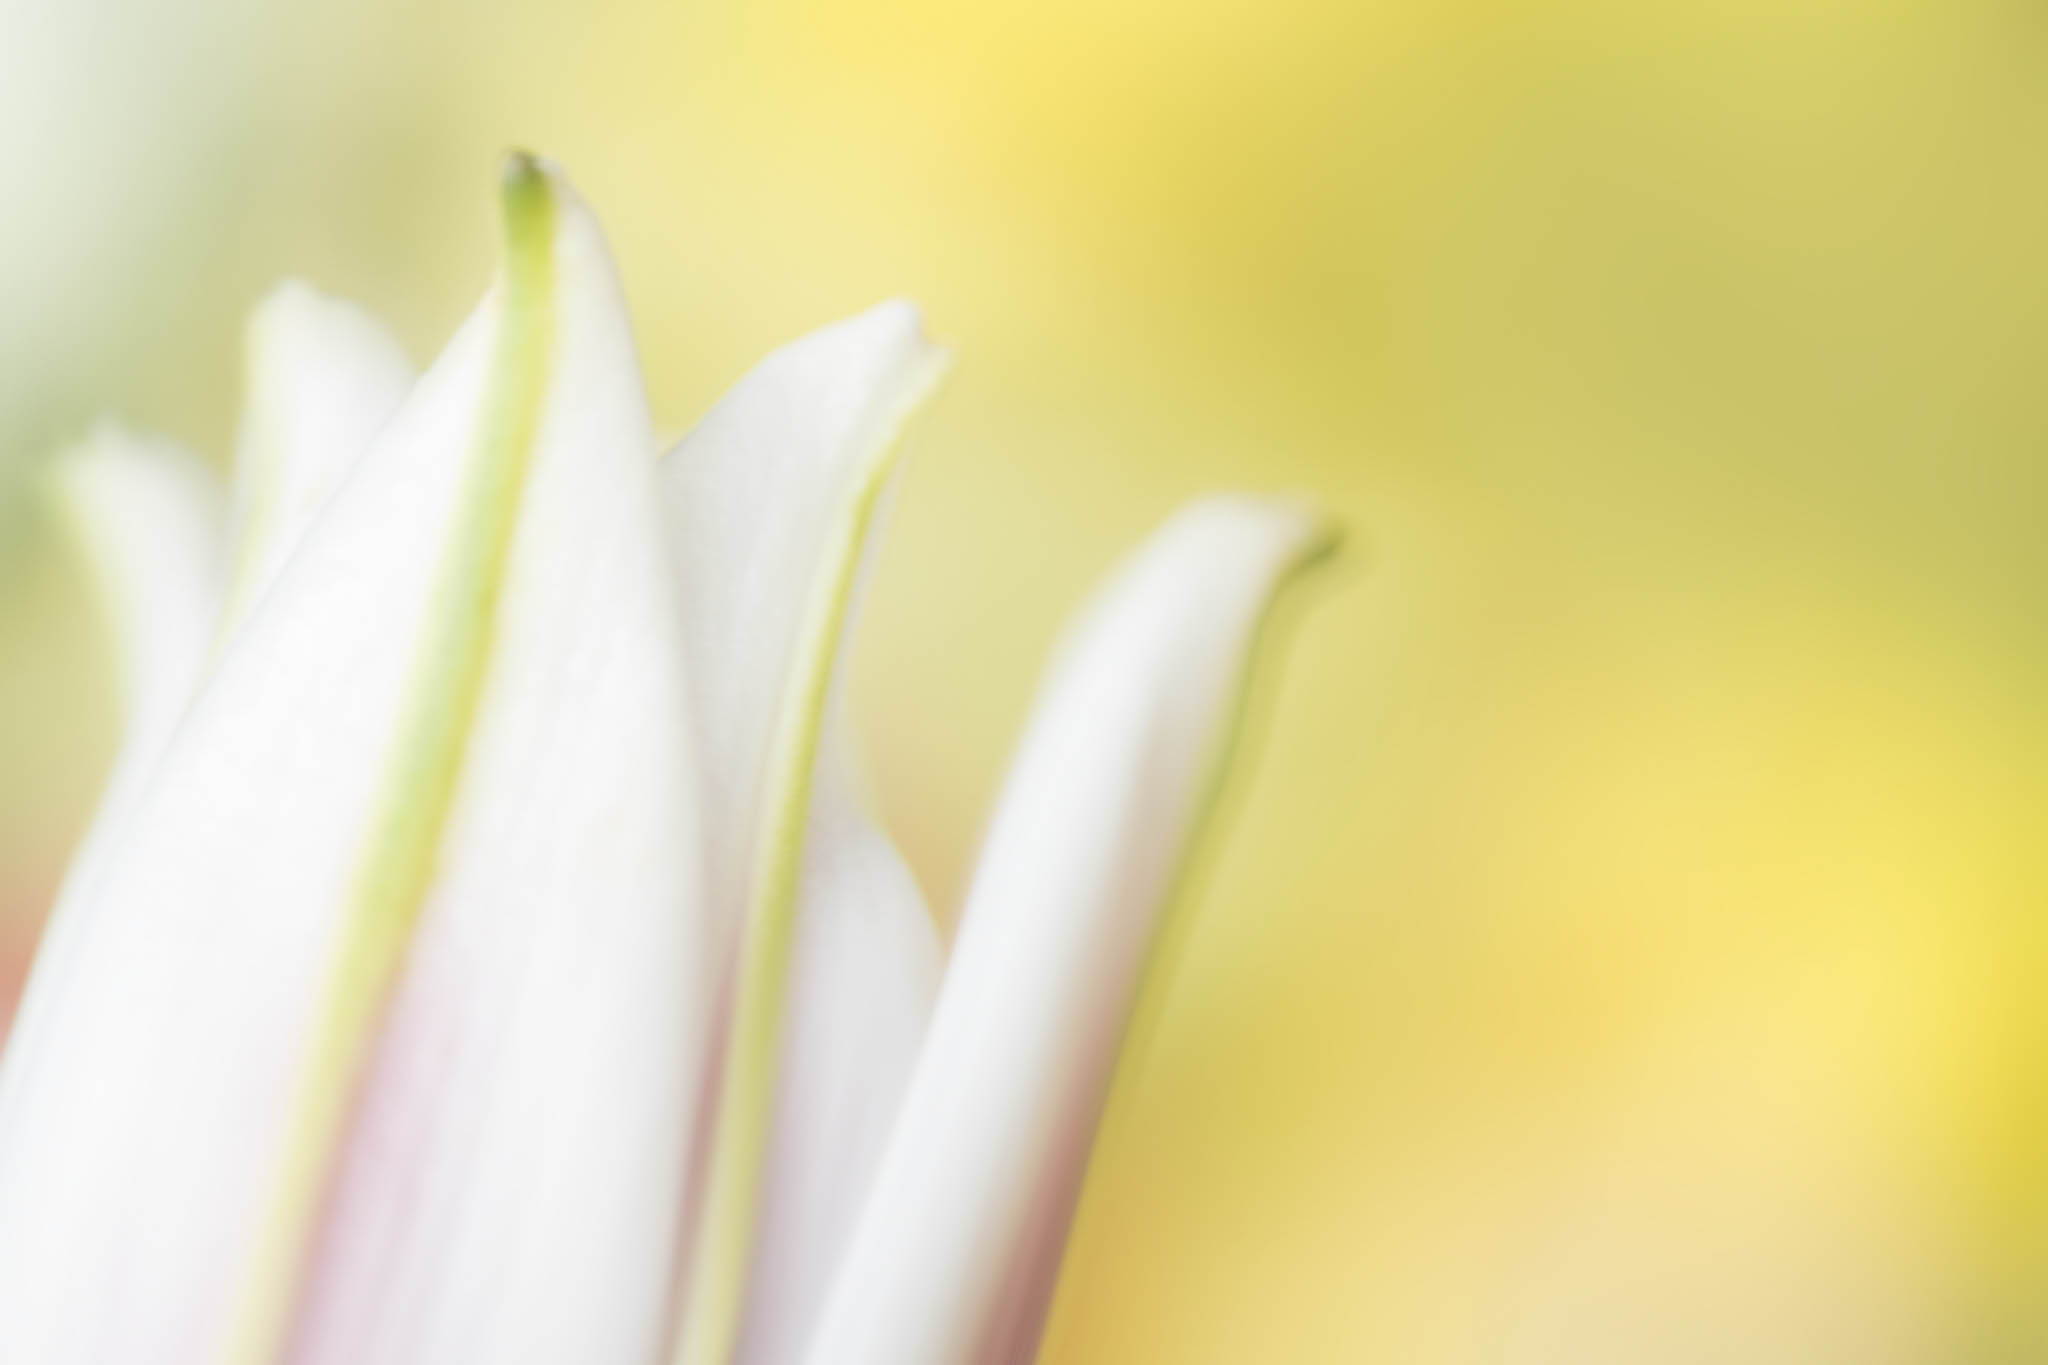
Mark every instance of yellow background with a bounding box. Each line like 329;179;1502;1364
1;0;2044;1358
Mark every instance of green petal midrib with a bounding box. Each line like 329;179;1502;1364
222;156;559;1365
672;347;948;1365
1029;517;1344;1358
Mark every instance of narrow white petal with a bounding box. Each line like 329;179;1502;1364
285;163;711;1365
656;302;947;1365
0;158;707;1365
48;423;227;747
0;426;227;1203
660;301;942;965
24;425;227;1005
221;281;414;632
0;256;501;1365
738;737;940;1365
803;497;1339;1365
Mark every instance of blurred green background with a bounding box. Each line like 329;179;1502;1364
3;0;2045;1358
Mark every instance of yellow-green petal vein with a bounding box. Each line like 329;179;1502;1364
222;153;558;1365
673;352;946;1365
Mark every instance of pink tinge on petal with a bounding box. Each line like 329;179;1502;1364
802;498;1334;1365
656;300;946;1365
281;165;713;1365
972;1060;1109;1365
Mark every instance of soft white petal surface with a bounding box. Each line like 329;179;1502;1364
49;423;227;747
803;497;1336;1365
0;427;227;1184
0;282;502;1364
222;281;414;631
656;302;946;1364
0;163;705;1365
739;734;940;1365
659;301;943;965
286;167;711;1365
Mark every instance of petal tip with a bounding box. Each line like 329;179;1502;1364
865;297;931;345
846;298;953;387
1287;500;1347;573
881;300;953;407
246;278;341;340
241;278;413;381
44;420;184;498
1176;493;1348;579
250;277;317;325
498;150;558;257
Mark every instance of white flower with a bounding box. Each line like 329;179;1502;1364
0;155;1337;1365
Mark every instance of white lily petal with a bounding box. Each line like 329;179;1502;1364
0;158;705;1365
48;423;227;748
803;496;1339;1365
0;426;227;1188
656;301;947;1365
0;248;503;1365
738;734;940;1365
222;281;414;632
659;301;943;963
285;162;710;1365
21;425;227;1014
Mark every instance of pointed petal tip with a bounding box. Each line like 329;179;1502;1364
1268;493;1346;560
74;415;142;453
863;296;935;346
246;278;361;344
498;150;558;258
39;426;106;517
500;146;547;193
40;422;123;520
249;276;320;325
44;420;195;498
1172;492;1349;582
865;298;952;419
244;281;321;367
39;421;226;739
1288;501;1348;576
831;298;953;399
238;279;416;399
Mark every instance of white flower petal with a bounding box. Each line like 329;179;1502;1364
0;426;227;1212
656;301;947;1365
802;496;1340;1365
0;157;707;1365
658;301;943;966
284;162;711;1365
48;423;227;747
221;281;414;632
0;249;500;1365
738;736;940;1365
24;425;227;998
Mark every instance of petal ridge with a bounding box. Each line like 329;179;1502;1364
801;495;1342;1365
664;300;948;1365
